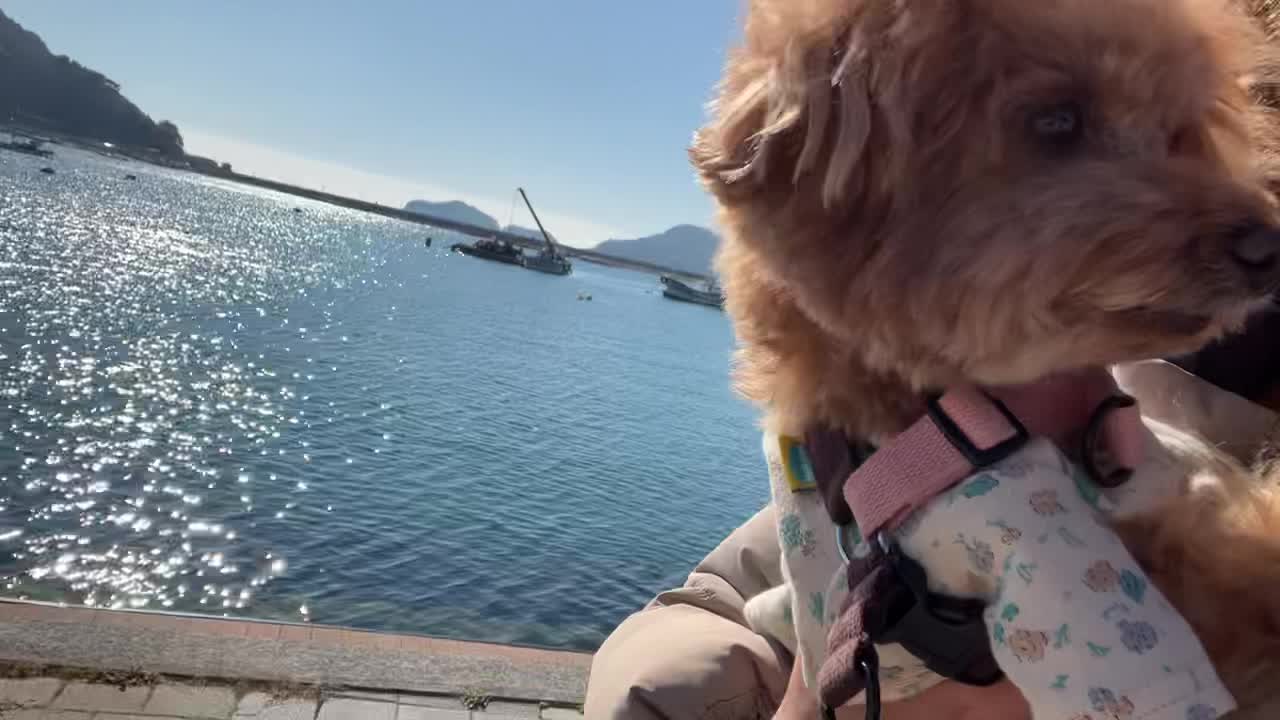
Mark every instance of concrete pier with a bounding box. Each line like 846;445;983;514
0;600;588;718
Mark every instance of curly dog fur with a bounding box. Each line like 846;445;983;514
693;0;1280;716
1116;430;1280;718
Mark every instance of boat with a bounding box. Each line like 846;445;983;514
0;137;54;158
660;274;725;309
39;166;56;175
514;188;572;276
522;248;572;275
450;237;524;266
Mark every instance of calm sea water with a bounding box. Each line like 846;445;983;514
0;147;767;650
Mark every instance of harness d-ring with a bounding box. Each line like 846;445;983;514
1082;394;1137;488
836;524;894;565
835;523;860;564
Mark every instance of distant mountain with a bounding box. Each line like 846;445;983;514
594;225;720;275
403;200;498;230
504;224;544;241
399;198;717;269
0;10;184;155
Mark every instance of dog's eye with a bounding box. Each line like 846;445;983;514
1169;126;1203;158
1030;103;1084;147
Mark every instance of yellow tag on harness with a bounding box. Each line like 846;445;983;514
779;435;818;493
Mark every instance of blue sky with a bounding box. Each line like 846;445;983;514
5;1;743;246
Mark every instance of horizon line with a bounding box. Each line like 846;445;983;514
181;128;716;249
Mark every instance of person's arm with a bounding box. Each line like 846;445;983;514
770;657;819;719
585;507;792;720
587;505;1034;720
771;659;1031;720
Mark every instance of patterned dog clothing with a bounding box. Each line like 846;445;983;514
754;434;1235;720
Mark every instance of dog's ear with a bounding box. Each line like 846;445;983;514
690;17;874;211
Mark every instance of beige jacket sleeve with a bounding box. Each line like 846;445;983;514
1113;360;1279;463
584;506;790;720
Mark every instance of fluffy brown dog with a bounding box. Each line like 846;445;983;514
1115;443;1280;718
693;0;1280;716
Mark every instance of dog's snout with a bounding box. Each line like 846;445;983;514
1229;224;1280;289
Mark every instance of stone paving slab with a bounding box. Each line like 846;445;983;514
232;691;272;716
50;682;151;712
143;683;238;717
394;707;470;720
481;700;540;718
397;694;471;709
251;699;318;720
316;697;397;719
327;688;400;704
540;710;584;720
0;677;61;706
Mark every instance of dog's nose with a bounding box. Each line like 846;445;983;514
1230;224;1280;289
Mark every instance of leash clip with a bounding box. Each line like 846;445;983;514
859;649;882;720
821;645;881;720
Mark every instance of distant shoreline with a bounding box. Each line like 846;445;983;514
7;127;714;283
193;168;714;281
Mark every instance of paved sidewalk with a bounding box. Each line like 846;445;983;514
0;676;583;719
0;601;589;719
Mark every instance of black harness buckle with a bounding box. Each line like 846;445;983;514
925;391;1029;467
871;537;1004;687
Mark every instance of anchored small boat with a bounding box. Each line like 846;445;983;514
661;274;724;309
451;237;524;266
514;188;572;276
523;249;571;275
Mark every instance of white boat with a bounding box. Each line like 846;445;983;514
660;275;724;309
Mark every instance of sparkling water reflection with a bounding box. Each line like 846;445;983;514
0;148;766;649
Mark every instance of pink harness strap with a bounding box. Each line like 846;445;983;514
844;368;1145;538
820;368;1146;716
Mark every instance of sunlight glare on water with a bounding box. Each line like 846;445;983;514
0;148;766;649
